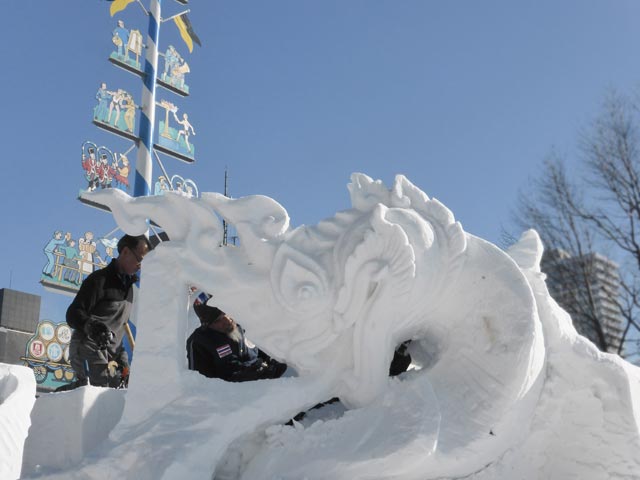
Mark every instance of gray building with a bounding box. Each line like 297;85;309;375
0;288;41;365
542;249;624;354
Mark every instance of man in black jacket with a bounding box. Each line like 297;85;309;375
64;234;150;389
186;295;287;382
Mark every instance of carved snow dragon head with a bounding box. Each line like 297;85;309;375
85;173;544;477
92;173;476;405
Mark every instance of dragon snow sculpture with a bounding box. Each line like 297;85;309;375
67;173;548;479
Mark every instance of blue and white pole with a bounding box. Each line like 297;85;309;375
134;0;161;197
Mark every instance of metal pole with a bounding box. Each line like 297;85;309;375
134;0;161;197
129;0;161;357
223;168;228;245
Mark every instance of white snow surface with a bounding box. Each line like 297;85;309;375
2;173;639;479
0;364;36;479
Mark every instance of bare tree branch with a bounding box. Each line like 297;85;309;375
512;90;640;362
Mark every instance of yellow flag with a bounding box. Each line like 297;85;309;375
174;14;201;53
110;0;135;17
174;15;193;53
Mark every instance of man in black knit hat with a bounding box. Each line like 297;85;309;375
186;293;287;382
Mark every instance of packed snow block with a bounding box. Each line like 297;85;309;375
21;386;125;475
0;363;36;480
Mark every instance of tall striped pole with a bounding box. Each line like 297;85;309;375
134;0;161;197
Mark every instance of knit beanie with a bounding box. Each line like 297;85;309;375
194;303;225;326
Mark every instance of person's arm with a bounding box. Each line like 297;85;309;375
257;349;271;362
115;343;129;368
220;345;286;381
256;350;287;379
199;337;265;382
209;343;257;382
65;275;101;331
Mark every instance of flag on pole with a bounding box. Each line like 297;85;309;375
174;13;201;53
110;0;135;17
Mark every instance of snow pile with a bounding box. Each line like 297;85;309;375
21;387;125;476
3;173;640;479
473;232;640;479
0;364;36;479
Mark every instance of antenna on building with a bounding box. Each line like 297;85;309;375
222;167;229;246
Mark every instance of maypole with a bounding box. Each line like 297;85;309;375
33;0;203;390
88;0;199;205
134;0;161;197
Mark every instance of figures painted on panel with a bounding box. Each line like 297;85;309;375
21;320;76;389
122;93;137;133
152;174;198;198
93;84;137;136
96;151;112;188
154;175;170;195
159;45;191;95
99;237;118;265
81;142;130;192
81;143;99;191
110;20;143;72
171;175;198;198
162;45;179;80
94;83;113;123
156;99;196;161
174;111;196;153
43;231;66;278
60;238;82;285
79;231;97;279
108;88;126;127
40;230;119;293
112;20;130;61
115;154;130;188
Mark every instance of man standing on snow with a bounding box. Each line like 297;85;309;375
186;293;287;382
64;234;151;389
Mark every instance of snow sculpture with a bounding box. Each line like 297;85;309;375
0;364;36;479
23;173;636;479
71;173;547;478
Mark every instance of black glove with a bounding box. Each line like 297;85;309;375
264;360;287;379
85;320;113;348
251;360;269;377
228;360;266;382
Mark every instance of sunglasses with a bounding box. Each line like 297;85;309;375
128;247;145;263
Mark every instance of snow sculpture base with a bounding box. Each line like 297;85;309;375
0;364;36;480
21;387;125;476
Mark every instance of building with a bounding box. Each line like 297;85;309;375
541;249;624;354
0;288;41;365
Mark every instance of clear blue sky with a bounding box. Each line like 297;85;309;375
2;0;640;322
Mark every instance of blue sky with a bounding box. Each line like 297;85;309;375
2;0;640;322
